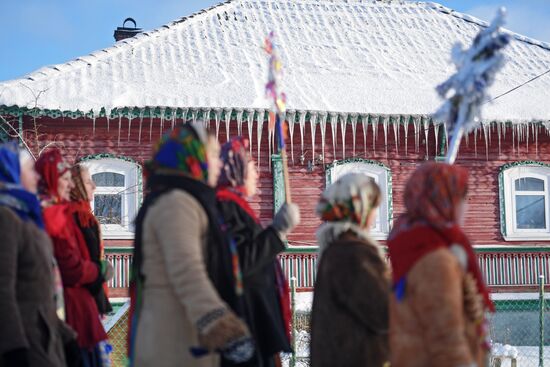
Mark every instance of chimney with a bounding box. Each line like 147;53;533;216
114;18;142;42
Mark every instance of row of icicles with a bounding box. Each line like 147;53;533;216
88;108;550;163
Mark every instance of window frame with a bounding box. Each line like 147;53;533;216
500;162;550;241
326;159;393;240
79;155;142;239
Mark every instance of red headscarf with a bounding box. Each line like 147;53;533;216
388;162;494;312
36;149;71;204
35;149;73;237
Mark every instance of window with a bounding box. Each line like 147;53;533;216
500;163;550;240
326;159;392;239
81;157;141;239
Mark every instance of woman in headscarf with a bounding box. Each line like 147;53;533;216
130;125;253;367
310;173;390;367
35;149;110;367
216;137;300;367
0;142;68;367
70;164;113;316
387;162;493;367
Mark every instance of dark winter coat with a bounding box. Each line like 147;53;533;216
217;199;291;367
73;215;112;315
0;206;67;367
310;232;390;367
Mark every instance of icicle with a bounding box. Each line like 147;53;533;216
107;116;111;133
319;113;328;163
350;114;358;156
381;116;389;157
267;113;273;168
330;113;338;160
287;111;296;164
159;108;166;139
391;116;399;154
361;115;368;157
412;116;420;153
224;108;232;142
236;109;244;137
92;116;96;137
170;113;176;131
496;122;502;156
181;108;189;124
214;109;222;141
526;123;530;154
247;110;254;154
117;114;122;147
149;114;154;141
403;116;409;156
422;117;429;159
535;124;539;157
372;115;379;153
127;110;133;142
298;111;306;159
310;113;318;165
340;113;348;159
138;110;144;144
256;110;265;166
512;124;515;155
482;123;489;160
203;109;210;129
474;127;478;158
434;122;440;157
192;109;198;124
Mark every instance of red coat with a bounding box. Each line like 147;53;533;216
43;204;107;349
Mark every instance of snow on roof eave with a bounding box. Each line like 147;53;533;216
1;104;549;129
424;2;550;52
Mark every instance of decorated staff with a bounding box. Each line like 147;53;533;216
434;8;511;164
264;31;292;203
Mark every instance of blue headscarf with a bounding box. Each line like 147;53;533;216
0;142;44;228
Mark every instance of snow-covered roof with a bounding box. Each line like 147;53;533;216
1;0;550;123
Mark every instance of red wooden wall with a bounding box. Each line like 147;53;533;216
20;115;550;247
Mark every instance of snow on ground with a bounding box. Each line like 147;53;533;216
293;292;313;313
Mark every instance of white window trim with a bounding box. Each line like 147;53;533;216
82;158;140;239
327;160;392;240
501;164;550;241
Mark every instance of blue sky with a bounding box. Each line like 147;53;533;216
1;0;549;82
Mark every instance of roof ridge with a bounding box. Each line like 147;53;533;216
423;1;550;52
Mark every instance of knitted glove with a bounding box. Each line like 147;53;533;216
194;309;254;363
3;348;29;367
100;260;114;282
221;335;255;363
272;203;301;237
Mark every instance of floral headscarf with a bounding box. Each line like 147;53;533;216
147;125;209;183
35;149;72;204
0;142;44;228
316;173;382;255
218;137;251;191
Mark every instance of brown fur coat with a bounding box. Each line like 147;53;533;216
389;248;489;367
310;233;390;367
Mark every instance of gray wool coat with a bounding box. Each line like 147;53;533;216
0;206;68;367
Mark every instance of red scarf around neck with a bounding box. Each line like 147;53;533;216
388;223;494;312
